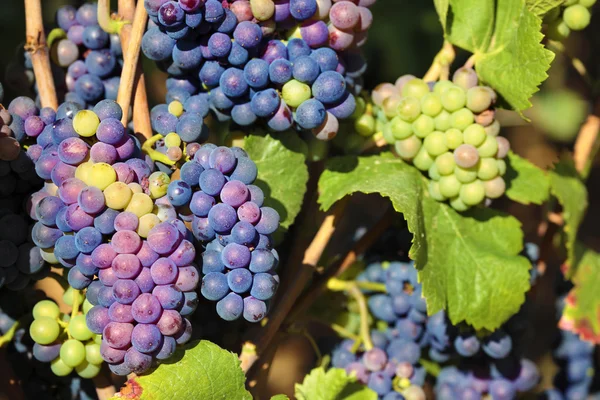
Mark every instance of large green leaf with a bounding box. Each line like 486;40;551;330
447;0;495;52
244;133;309;231
434;0;450;31
560;244;600;343
112;340;251;400
526;0;564;16
318;154;530;330
505;152;550;205
295;367;377;400
549;159;588;277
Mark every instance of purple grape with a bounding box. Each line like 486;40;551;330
243;296;267;322
92;243;117;269
99;267;118;286
109;302;134;323
147;222;182;254
125;347;153;374
112;254;142;279
150;258;178;285
152;284;184;309
90;142;118;164
137;242;160;268
114;212;139;232
111;230;142;255
113;279;142;304
220;180;249;208
208;203;237;233
216;293;243;321
65;203;94;231
168;240;196;266
174;265;199;292
103;321;134;349
156;309;183;336
131;293;163;323
86;305;111;334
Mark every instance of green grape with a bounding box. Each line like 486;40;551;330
454;144;480;168
82;163;117;191
94;335;102;345
455;165;478;183
428;163;441;181
564;5;591;30
477;158;500;180
429;181;446;202
164;132;182;147
61;314;71;323
466;86;493;113
383;95;403;118
401;78;430;99
73;110;100;138
76;361;102;379
30;317;60;345
463;124;487;147
477;135;499;158
412;115;435;138
394;136;422;159
51;358;73;377
68;315;94;341
382;123;395;144
423;131;448;157
390;116;413;140
434;110;452;131
104;182;133;210
413;147;434;171
435;152;456;175
138;214;161;238
33;300;60;320
60;339;86;368
441;86;467;112
483;176;506;199
85;342;103;365
82;299;93;314
126;193;154;217
484;119;501;136
355;114;376;137
372;83;398;107
546;19;570;41
452;67;478;91
63;287;85;307
460;180;486;206
579;0;596;7
148;171;171;199
450;108;474;130
282;80;311;107
444;128;464;150
352;97;366;118
420;93;443;117
439;175;461;198
449;196;469;212
433;80;454;96
497;159;507;176
397;97;421;122
167;101;184;118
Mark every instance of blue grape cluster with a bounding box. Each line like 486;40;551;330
163;145;281;322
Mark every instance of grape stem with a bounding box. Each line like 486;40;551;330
0;320;21;347
24;0;58;109
70;289;81;319
423;41;455;82
464;54;476;69
97;0;129;34
347;284;373;351
329;323;361;342
327;277;387;293
573;101;600;180
142;134;177;166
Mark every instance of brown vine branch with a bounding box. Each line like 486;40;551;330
24;0;58;109
573;106;600;179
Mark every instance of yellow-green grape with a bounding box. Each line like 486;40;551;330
76;360;102;379
94;334;102;344
429;181;446;202
60;339;86;368
433;80;454;96
168;101;184;117
497;159;507;176
33;300;60;320
85;342;103;364
63;287;85;307
441;86;467;112
454;144;479;169
397;97;421;122
73;110;100;137
390;116;413;140
401;78;430;99
477;158;500;180
164;132;182;147
450;196;469;212
394;136;422;159
128;182;144;194
563;5;591;30
82;299;93;314
450;108;474;130
126;193;154;217
434;110;452;131
445;128;464;150
579;0;596;7
547;19;570;40
428;163;441;181
372;83;398;107
413;147;434;171
483;176;506;199
439;175;461;198
463;124;487;147
282;80;311;107
423;131;448;157
148;171;171;199
383;95;402;118
86;163;117;190
138;214;161;238
352;97;366;118
436;152;456;176
477;135;499;158
466;86;493;113
250;0;275;21
382;123;395;144
68;315;94;341
355;114;376;137
452;67;478;91
75;162;93;182
460;180;486;206
455;165;478;183
104;182;133;210
40;247;59;264
412;115;435;138
29;317;60;345
484;120;501;137
51;358;73;377
421;92;443;117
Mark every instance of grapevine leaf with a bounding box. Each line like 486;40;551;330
434;0;450;31
271;396;290;400
475;0;554;112
318;154;530;330
112;340;251;400
244;133;309;231
559;244;600;343
295;367;377;400
549;159;588;278
526;0;563;16
505;151;550;205
446;0;495;52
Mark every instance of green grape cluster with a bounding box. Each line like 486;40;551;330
374;69;509;211
545;0;595;41
29;296;103;378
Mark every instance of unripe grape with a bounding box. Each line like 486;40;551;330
63;287;85;306
450;196;469;211
450;108;474;130
148;171;171;199
497;159;507;176
355;114;376;137
138;214;161;238
51;358;73;377
382;95;402;118
85;342;103;365
433;80;454;96
485;119;501;136
428;163;441;181
76;361;102;378
412;115;435;138
250;0;275;21
579;0;596;7
395;74;417;93
126;193;154;217
69;315;94;341
439;175;461;198
546;19;570;41
483;176;506;199
60;339;86;368
401;78;430;99
477;135;499;158
282;80;311;107
372;83;398;107
394;136;421;159
444;128;464;150
563;5;591;31
73;110;100;137
390;116;413;140
421;92;443;117
496;137;510;159
75;162;93;182
129;182;144;194
423;131;448;157
164;132;182;147
104;182;133;209
429;181;446;201
441;86;466;112
434;110;452;131
33;300;60;320
463;124;486;147
87;163;117;190
397;97;421;122
452;67;478;91
454;144;479;168
474;109;495;126
477;158;500;180
455;165;478;183
435;152;456;176
30;317;60;345
460;181;485;206
167;101;184;117
466;86;493;113
413;147;434;171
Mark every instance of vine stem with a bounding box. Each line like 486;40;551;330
24;0;58;109
573;103;600;180
327;278;387;293
0;320;21;347
329;323;360;341
347;284;373;351
423;41;455;82
70;290;81;319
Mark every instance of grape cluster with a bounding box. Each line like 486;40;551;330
29;298;103;378
375;70;508;211
545;0;595;41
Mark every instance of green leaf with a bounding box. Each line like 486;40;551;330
113;340;251;400
244;133;309;232
295;367;377;400
447;0;495;52
505;151;550;205
271;396;290;400
318;154;530;330
434;0;450;31
559;244;600;343
526;0;564;16
549;159;588;277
